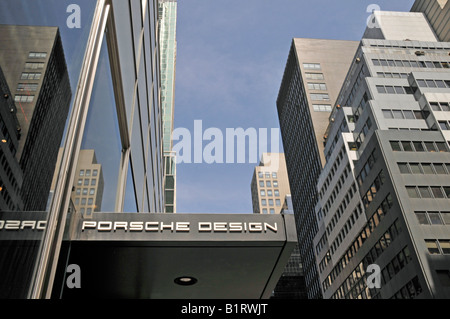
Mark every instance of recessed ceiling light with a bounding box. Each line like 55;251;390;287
174;276;197;286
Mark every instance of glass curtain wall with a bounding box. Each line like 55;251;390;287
0;0;163;299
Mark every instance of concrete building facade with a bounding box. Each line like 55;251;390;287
313;11;450;299
251;153;290;215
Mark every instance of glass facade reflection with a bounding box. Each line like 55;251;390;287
159;0;177;213
0;0;164;298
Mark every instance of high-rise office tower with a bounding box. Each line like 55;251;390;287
251;153;290;215
314;11;450;299
411;0;450;42
159;0;177;213
71;149;104;217
277;38;359;298
250;153;307;298
0;25;72;212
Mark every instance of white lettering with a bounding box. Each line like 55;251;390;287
97;221;112;231
113;221;128;231
129;221;144;231
176;222;190;232
198;222;212;232
82;221;97;231
229;222;242;232
213;222;227;232
145;222;159;232
5;220;20;230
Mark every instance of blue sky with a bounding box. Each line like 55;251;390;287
174;0;415;214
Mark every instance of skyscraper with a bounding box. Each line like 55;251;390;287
250;153;307;299
159;0;178;213
71;149;104;217
314;11;450;299
276;38;359;298
251;153;290;215
0;25;72;212
411;0;450;42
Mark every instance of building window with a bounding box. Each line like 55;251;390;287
390;140;448;152
303;63;321;70
24;62;44;69
79;170;85;176
313;104;332;112
417;79;450;88
268;199;274;206
266;181;271;187
276;199;281;206
415;211;429;225
259;181;264;187
273;181;278;187
428;212;443;224
310;93;330;101
28;52;47;59
260;190;265;196
262;208;267;214
305;72;324;80
20;72;41;80
261;199;267;206
307;82;327;90
438;121;450;130
425;240;440;254
92;169;98;176
14;95;34;103
440;240;450;254
270;208;275;214
17;83;38;92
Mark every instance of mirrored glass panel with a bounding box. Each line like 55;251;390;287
0;0;97;298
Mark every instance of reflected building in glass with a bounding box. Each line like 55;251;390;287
0;25;72;212
251;153;290;215
71;149;104;216
159;0;177;213
0;0;165;298
0;65;23;211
